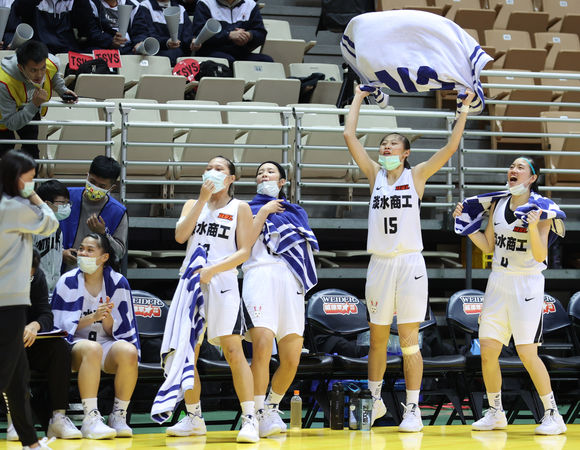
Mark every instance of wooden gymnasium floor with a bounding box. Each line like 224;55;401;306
1;425;578;450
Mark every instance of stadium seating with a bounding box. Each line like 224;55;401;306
74;74;125;101
491;0;549;35
540;110;580;187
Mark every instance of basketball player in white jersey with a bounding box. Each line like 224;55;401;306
344;85;475;432
453;157;566;435
166;156;259;443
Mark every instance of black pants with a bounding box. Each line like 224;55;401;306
27;338;72;412
0;112;41;159
0;306;38;446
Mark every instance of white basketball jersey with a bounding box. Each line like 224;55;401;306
243;235;281;272
492;197;546;274
73;281;110;344
180;198;241;275
367;168;423;256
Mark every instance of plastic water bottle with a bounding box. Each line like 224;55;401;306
290;390;302;429
359;389;373;431
348;390;360;430
330;382;345;430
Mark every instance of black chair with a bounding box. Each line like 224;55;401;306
306;288;402;425
446;289;542;423
390;305;468;425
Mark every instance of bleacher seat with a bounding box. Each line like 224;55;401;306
135;74;187;120
438;0;496;42
261;19;315;76
484;29;546;72
74;74;125;101
535;32;580;70
376;0;445;15
119;55;172;95
491;0;549;36
538;69;580;108
542;0;580;31
177;56;230;67
289;63;343;105
540;110;580;187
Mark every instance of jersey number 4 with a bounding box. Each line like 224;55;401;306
383;217;398;234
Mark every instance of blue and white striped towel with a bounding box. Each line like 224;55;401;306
341;10;492;114
51;267;140;353
151;246;207;424
249;194;319;293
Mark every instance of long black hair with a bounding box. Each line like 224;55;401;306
380;133;411;169
256;160;286;199
83;232;120;272
0;150;37;201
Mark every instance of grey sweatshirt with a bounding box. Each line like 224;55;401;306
0;195;59;307
0;54;68;131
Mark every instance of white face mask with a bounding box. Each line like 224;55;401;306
257;180;280;198
19;180;35;198
507;176;533;196
378;154;402;171
202;169;228;193
77;256;101;274
55;203;71;220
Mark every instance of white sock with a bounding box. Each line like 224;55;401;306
368;380;383;400
241;401;255;417
406;389;420;406
487;392;503;411
254;395;266;411
82;398;98;416
540;392;558;412
266;389;284;407
186;402;202;417
52;410;66;418
113;397;130;414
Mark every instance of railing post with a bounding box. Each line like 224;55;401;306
104;105;115;158
446;116;454;207
120;104;131;206
294;110;304;205
458;132;472;289
281;109;291;200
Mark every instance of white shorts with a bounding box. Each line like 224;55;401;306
203;270;244;346
242;263;305;341
365;252;428;326
71;338;116;372
479;270;545;346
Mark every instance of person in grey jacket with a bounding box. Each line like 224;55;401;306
0;39;77;159
0;150;59;449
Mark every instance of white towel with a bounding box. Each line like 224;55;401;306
151;246;207;424
341;10;492;114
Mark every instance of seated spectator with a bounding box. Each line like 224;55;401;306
60;155;128;271
33;180;70;293
6;248;81;441
51;233;140;439
191;0;272;64
83;0;152;54
0;0;20;49
178;0;196;15
14;0;80;54
139;0;193;65
0;40;77;159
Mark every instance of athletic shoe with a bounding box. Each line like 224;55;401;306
6;423;18;441
107;409;133;437
166;413;207;437
81;409;117;439
237;414;259;443
535;409;567;435
258;406;286;437
371;397;387;426
23;437;55;449
399;403;423;432
472;407;507;431
47;414;82;439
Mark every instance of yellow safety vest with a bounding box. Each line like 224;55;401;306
0;58;58;130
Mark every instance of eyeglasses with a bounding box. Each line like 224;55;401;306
52;200;71;206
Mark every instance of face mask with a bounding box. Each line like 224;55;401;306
85;180;109;201
19;179;34;198
257;180;280;198
378;154;402;171
202;169;227;193
55;203;71;220
77;256;101;274
507;176;533;196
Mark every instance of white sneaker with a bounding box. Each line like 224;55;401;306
258;406;287;437
6;422;18;441
237;414;259;443
472;407;508;431
23;437;56;449
81;409;117;439
399;403;423;432
107;409;133;438
166;413;207;437
371;397;387;426
47;414;82;439
535;409;567;435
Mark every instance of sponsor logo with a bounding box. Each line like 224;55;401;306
395;184;410;191
513;226;527;233
321;294;360;315
524;297;534;302
133;296;165;318
218;213;234;221
220;289;231;294
414;275;424;280
494;222;501;226
252;305;262;319
543;296;556;315
460;295;483;315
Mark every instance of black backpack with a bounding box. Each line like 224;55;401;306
195;60;233;80
65;58;115;90
289;72;326;103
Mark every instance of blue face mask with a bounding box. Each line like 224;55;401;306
19;179;34;198
55;203;71;220
378;154;402;171
202;169;227;193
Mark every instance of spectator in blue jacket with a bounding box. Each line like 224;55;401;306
139;0;193;65
85;0;152;55
191;0;272;64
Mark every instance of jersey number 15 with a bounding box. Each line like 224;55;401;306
383;217;398;234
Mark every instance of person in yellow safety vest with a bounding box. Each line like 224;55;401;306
0;40;77;160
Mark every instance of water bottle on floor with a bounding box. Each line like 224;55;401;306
290;390;302;429
330;382;345;430
348;390;360;430
359;389;372;431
